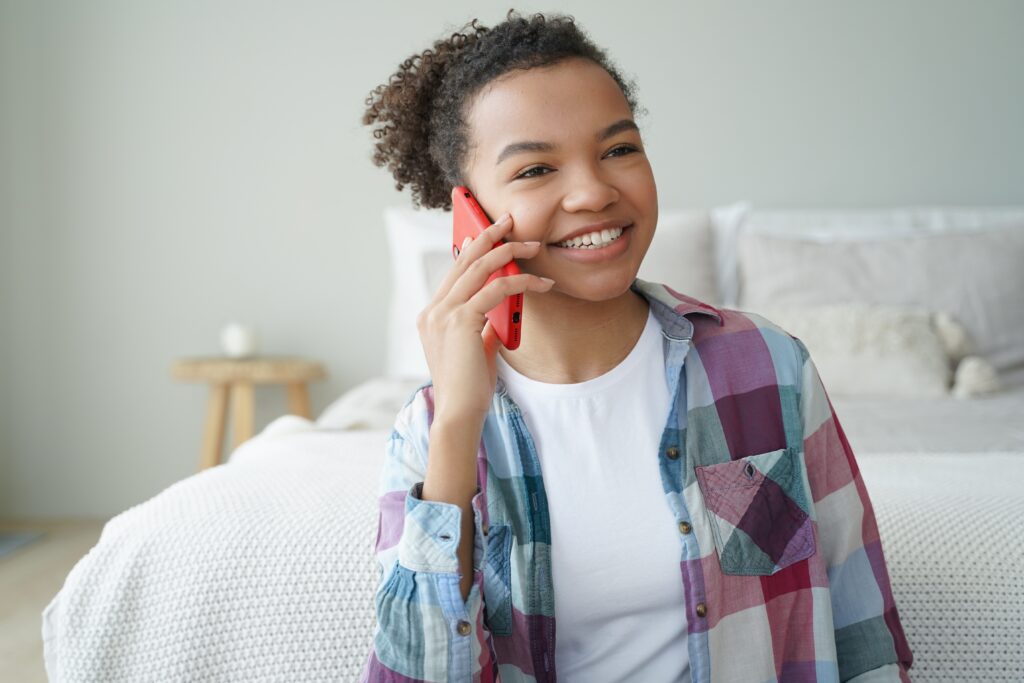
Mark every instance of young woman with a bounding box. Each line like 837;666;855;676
359;11;912;683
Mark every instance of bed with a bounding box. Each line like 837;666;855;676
41;205;1024;682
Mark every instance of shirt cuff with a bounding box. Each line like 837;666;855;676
397;481;480;574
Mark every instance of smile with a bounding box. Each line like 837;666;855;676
550;224;634;263
555;225;629;249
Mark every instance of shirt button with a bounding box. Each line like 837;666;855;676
456;620;472;636
666;447;680;460
695;602;707;618
678;521;692;534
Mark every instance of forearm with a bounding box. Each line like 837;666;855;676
421;416;485;603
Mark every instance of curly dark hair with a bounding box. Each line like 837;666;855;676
362;9;642;210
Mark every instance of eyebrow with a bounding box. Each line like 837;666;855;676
495;118;640;165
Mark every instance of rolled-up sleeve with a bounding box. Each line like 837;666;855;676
794;338;914;682
358;385;494;683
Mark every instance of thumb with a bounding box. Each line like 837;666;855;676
481;318;501;357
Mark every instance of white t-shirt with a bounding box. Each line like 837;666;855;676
495;307;690;683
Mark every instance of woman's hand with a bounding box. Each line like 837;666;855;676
416;213;553;424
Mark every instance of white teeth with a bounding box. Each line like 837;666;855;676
557;226;625;249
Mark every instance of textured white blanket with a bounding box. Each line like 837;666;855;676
855;452;1024;682
41;418;1024;682
43;422;386;682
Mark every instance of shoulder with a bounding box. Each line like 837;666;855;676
696;306;808;387
392;380;436;440
401;379;435;412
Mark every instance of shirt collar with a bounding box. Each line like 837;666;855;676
630;277;725;339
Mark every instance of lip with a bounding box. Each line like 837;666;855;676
550;223;633;263
550;218;633;245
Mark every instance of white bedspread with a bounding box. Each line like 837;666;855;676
41;411;1024;682
833;385;1024;453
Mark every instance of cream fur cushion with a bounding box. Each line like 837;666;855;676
753;304;1001;398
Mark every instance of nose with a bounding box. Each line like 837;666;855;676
560;165;619;214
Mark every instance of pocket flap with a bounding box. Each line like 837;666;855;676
695;447;815;576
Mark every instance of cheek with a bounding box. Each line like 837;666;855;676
624;163;658;206
508;200;557;241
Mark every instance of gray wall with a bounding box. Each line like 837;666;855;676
2;0;1022;519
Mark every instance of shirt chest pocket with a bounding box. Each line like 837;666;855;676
481;523;513;636
694;446;816;576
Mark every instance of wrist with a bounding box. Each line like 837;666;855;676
431;411;487;438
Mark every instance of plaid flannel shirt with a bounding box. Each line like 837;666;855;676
360;278;913;682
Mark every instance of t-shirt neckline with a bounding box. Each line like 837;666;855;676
495;307;659;398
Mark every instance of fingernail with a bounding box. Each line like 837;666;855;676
539;277;554;284
523;241;541;246
462;237;472;249
497;212;511;224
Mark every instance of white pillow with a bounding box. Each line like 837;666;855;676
383;207;450;380
737;227;1024;379
714;205;1024;308
638;209;721;306
709;200;753;308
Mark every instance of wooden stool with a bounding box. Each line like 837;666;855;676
172;356;327;470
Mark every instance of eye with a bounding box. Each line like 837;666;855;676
511;144;638;181
513;166;552;180
605;144;638;158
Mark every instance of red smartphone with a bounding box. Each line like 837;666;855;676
451;185;523;350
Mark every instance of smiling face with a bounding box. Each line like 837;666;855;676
462;57;658;303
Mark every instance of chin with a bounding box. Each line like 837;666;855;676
553;269;639;302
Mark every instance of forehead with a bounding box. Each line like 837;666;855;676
465;58;633;151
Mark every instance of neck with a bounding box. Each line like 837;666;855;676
498;283;650;384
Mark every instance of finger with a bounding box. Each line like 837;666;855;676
455;215;513;269
481;318;500;357
465;272;554;320
471;212;513;252
431;214;514;306
445;240;543;308
453;236;471;266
